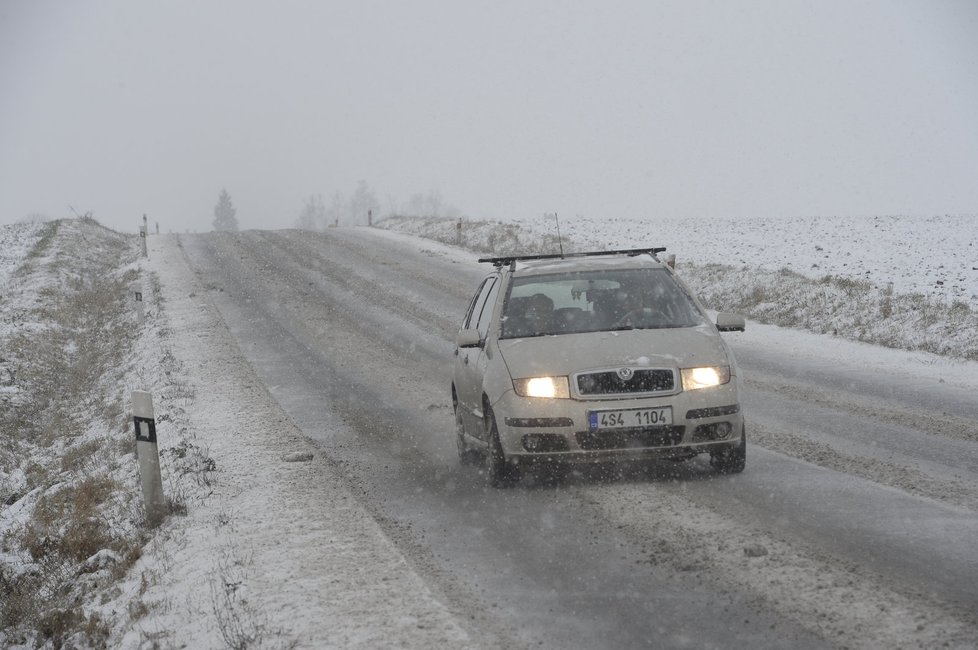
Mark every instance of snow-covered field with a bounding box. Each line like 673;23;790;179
378;212;978;302
387;213;978;304
1;213;976;647
555;213;978;304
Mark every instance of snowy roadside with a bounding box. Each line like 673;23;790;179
0;222;44;291
2;218;150;648
111;233;473;648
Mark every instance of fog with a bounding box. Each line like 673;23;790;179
1;0;977;233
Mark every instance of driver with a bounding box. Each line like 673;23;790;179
615;289;664;328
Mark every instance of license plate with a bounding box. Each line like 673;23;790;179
588;407;673;431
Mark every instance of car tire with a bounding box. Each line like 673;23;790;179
709;424;746;474
455;407;481;466
484;406;521;488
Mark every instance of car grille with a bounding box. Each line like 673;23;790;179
576;426;685;450
575;368;676;396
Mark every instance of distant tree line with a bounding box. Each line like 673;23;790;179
211;182;462;233
293;182;461;231
295;180;381;229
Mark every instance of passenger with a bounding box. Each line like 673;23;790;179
524;293;554;335
503;293;554;337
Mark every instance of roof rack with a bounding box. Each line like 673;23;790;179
478;247;667;268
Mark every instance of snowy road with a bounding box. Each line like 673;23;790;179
177;227;978;649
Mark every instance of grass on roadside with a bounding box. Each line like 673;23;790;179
0;219;158;647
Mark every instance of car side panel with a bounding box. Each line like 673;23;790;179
454;273;502;440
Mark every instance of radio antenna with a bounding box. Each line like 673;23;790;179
553;212;565;257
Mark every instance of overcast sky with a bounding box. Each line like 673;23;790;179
1;0;977;233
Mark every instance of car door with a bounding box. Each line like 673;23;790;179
454;275;499;437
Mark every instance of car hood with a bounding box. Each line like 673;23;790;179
497;325;731;378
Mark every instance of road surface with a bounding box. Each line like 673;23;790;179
177;227;978;649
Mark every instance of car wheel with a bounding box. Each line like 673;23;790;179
455;407;481;466
709;424;746;474
484;406;521;488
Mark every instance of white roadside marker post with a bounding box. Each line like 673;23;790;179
140;224;148;257
130;281;145;325
132;390;166;526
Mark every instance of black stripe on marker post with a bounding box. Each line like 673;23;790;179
133;416;157;444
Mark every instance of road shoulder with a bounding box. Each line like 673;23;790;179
116;234;472;648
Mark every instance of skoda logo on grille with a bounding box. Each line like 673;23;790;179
616;367;634;380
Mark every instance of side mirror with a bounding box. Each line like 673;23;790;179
455;328;483;348
716;312;746;332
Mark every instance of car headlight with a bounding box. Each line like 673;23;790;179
681;366;730;390
513;376;570;398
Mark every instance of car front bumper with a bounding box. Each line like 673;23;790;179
490;383;744;464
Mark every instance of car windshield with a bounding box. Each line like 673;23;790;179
499;268;707;338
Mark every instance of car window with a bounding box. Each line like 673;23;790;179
500;268;707;338
462;278;489;329
463;276;496;331
475;277;500;339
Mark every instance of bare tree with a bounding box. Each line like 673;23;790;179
326;191;346;227
213;189;239;232
295;194;326;230
349;180;380;225
405;192;425;217
404;188;460;218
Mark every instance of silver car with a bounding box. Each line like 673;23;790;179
451;248;747;487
